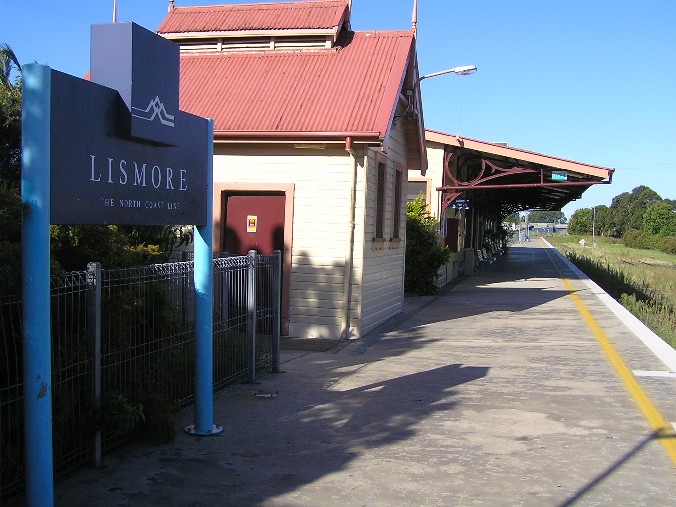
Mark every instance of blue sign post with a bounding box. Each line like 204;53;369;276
185;123;222;436
22;63;54;507
21;23;221;507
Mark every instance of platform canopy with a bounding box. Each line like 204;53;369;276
426;130;614;218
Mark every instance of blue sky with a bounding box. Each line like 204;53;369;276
4;0;675;217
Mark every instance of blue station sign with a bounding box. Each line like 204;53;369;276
20;22;217;505
49;22;208;226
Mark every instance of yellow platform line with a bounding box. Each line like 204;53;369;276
540;240;676;465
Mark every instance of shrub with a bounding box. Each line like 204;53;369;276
622;229;656;250
405;196;451;295
658;236;676;255
0;183;21;296
620;293;676;349
624;230;676;256
91;392;145;435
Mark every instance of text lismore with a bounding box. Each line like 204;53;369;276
89;155;188;191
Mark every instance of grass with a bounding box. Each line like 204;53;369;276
545;234;676;349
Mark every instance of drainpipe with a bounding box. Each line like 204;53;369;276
341;137;358;340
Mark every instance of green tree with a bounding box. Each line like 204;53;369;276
0;43;21;87
608;186;661;237
643;201;676;236
0;43;22;182
405;195;451;295
0;44;23;295
568;208;592;234
593;205;612;237
503;213;520;226
527;210;567;224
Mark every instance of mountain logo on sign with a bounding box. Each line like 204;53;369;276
132;96;175;127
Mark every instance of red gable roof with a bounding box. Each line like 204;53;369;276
178;30;416;142
157;0;349;34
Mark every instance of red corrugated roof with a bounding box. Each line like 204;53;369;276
157;0;349;34
178;30;415;140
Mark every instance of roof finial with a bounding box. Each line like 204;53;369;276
112;0;117;23
411;0;418;36
169;0;175;12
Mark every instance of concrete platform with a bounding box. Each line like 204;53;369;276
53;240;676;506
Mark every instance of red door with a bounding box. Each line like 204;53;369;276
445;218;460;253
223;194;285;256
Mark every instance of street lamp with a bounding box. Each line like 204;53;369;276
416;65;478;85
403;65;477;120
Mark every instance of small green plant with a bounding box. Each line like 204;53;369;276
92;392;145;435
140;392;176;444
620;294;676;349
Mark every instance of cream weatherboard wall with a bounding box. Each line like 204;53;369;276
359;120;409;334
211;128;414;340
212;144;367;339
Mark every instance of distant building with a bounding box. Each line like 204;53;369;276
529;223;569;235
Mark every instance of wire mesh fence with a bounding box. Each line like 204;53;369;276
0;295;23;504
0;252;280;505
51;270;94;476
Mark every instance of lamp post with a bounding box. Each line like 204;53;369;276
417;65;478;84
404;65;477;119
592;206;596;253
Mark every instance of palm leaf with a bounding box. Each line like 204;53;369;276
0;42;21;88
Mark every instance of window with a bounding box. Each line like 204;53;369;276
375;162;386;239
407;180;428;204
392;169;402;239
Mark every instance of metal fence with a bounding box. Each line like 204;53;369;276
0;251;280;505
